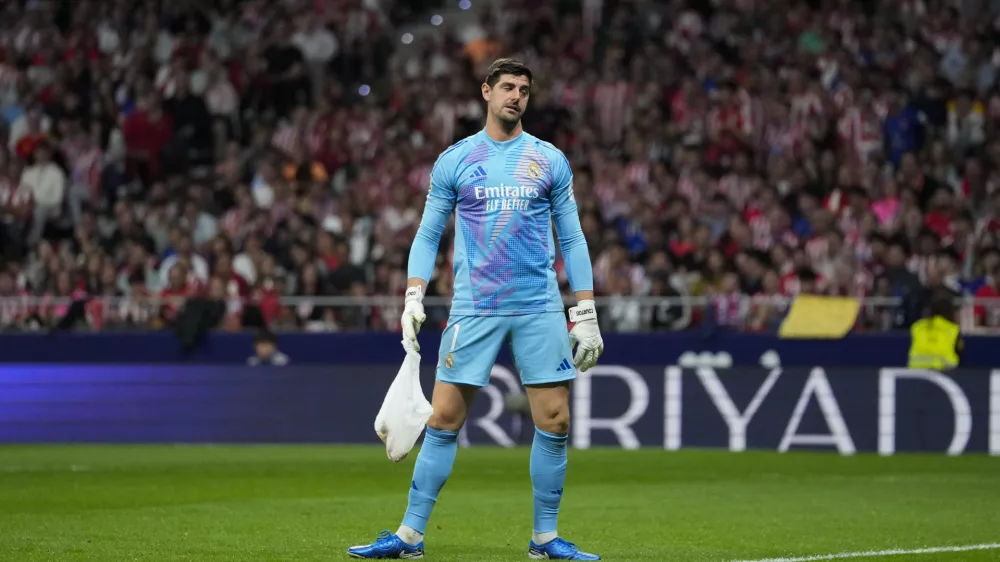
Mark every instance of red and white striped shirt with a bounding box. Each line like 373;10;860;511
0;176;33;219
805;236;830;266
838;107;882;164
762;121;804;159
623;161;650;187
670;88;698;132
272;122;303;157
431;101;457;147
306;113;335;157
221;208;250;240
748;213;799;250
0;63;22;107
0;289;29;326
70;147;103;196
593;170;619;211
407;163;432;192
551;80;585;115
591;81;633;144
790;92;823;126
718;173;754;210
676;171;702;212
713;293;747;328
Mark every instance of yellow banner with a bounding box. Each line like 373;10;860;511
778;295;860;339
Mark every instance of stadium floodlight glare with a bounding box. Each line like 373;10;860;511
430;14;443;25
401;32;413;44
359;85;371;96
458;0;471;9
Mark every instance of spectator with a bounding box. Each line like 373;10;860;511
292;15;338;100
247;328;290;366
123;94;174;185
164;75;214;168
9;105;51;157
159;233;210;288
972;248;1000;328
263;19;310;118
747;268;788;332
2;0;1000;337
21;141;65;243
885;240;925;328
712;270;748;330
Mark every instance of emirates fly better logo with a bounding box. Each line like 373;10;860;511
475;183;540;211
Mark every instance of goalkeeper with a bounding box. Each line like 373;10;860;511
348;58;604;560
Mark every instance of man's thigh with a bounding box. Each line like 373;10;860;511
509;311;575;386
435;315;508;388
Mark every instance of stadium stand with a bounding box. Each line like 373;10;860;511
0;0;999;334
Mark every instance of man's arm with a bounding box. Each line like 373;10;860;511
405;194;452;294
550;152;603;371
401;155;457;347
406;165;457;289
550;154;594;302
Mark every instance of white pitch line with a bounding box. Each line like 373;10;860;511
731;543;1000;562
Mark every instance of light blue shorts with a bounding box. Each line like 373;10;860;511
435;312;576;387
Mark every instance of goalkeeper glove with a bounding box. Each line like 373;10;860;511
568;299;603;372
401;286;426;351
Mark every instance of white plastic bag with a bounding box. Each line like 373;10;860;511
374;339;434;462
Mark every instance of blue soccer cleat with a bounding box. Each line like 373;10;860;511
528;537;601;560
347;530;424;559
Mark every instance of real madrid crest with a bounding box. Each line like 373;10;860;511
444;353;455;368
527;161;542;179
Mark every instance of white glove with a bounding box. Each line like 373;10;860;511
568;299;603;372
401;286;426;351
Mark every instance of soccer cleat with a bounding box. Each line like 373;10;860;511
528;537;601;560
347;530;424;559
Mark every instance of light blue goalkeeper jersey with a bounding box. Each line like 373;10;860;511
407;129;594;316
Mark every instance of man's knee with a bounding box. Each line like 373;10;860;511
534;404;570;435
426;408;465;432
427;381;476;432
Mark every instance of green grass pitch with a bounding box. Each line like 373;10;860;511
1;445;998;561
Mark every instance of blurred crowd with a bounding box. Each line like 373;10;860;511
1;0;1000;335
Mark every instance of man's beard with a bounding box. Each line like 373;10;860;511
495;106;521;130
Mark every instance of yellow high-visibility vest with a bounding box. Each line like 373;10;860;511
908;316;960;370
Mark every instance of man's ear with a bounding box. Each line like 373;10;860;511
481;83;490;101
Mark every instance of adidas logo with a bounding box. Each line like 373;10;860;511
469;166;487;179
556;358;574;372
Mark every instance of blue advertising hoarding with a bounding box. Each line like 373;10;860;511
2;363;997;455
0;330;997;367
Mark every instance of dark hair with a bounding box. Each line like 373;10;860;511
954;211;974;225
254;328;277;344
485;58;532;87
928;290;956;319
796;267;818;282
887;237;910;255
938;246;961;263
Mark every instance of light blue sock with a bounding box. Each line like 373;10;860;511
530;427;568;534
401;427;459;534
